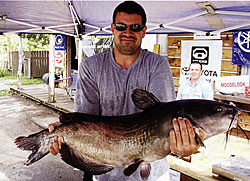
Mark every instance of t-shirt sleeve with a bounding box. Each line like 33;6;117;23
74;58;100;115
147;56;176;102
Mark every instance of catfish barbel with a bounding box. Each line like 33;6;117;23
15;89;242;180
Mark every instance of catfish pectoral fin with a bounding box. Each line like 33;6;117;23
60;144;113;175
123;159;143;177
139;163;151;180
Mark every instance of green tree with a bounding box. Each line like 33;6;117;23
0;34;49;53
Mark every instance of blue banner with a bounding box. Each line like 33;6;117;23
55;34;66;51
232;31;250;65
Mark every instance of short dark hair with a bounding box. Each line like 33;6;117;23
113;1;147;25
189;62;202;70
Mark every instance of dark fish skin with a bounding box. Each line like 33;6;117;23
15;89;241;180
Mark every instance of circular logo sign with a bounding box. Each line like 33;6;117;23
238;31;250;53
55;35;63;46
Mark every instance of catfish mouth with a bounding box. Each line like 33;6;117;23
225;108;249;144
228;113;239;129
227;108;241;130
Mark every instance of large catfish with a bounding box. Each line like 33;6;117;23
15;89;241;180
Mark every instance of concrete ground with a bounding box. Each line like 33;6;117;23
0;94;83;181
0;80;16;91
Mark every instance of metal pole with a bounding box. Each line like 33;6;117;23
78;38;83;69
48;34;56;103
17;34;24;89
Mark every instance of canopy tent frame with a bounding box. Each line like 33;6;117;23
2;17;77;37
68;0;82;37
1;1;250;37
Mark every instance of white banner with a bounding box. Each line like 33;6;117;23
180;40;222;85
215;75;249;94
55;50;65;68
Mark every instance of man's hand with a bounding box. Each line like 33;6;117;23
169;117;204;157
48;122;64;156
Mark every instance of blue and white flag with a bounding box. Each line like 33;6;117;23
232;31;250;65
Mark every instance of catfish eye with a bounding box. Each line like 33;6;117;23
216;106;223;112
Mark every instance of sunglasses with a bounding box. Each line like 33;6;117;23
114;23;145;32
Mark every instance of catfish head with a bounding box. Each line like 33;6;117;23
175;99;241;139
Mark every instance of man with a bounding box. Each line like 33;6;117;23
177;62;214;100
49;1;204;181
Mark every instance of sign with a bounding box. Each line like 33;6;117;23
215;75;249;94
55;34;66;51
180;40;222;85
232;31;250;65
55;50;64;68
194;32;221;40
169;169;180;181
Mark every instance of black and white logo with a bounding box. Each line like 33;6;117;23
191;46;209;65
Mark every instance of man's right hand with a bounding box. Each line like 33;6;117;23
48;122;64;155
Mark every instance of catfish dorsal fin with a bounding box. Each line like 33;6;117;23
132;89;161;110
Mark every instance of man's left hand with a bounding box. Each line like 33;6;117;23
169;117;204;157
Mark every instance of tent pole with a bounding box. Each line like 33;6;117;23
5;18;76;37
48;34;56;103
216;10;250;17
6;23;75;34
68;0;79;37
68;0;81;25
147;23;204;34
46;28;76;37
164;11;207;27
17;34;24;90
78;38;83;69
6;18;39;28
212;22;250;34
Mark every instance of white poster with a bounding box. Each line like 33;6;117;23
55;50;65;68
180;40;222;85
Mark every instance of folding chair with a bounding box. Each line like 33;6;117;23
65;69;78;100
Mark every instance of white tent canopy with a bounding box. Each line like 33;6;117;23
1;1;250;37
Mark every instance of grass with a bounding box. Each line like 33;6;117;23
6;77;43;86
0;68;43;96
0;69;13;78
0;89;11;96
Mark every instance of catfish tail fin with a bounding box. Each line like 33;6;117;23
15;132;49;166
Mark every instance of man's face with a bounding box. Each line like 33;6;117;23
189;63;202;80
111;12;147;55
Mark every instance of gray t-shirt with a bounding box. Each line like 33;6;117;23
74;49;176;180
74;49;175;115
